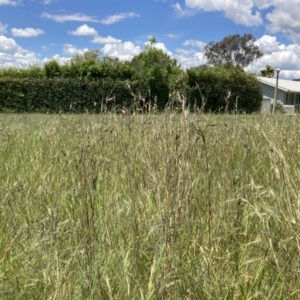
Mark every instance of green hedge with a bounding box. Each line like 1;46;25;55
0;67;263;113
187;67;263;113
0;78;131;113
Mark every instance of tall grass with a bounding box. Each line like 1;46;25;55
1;113;300;299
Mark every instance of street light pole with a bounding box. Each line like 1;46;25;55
273;69;280;113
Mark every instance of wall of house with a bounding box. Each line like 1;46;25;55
286;93;300;105
285;93;300;112
260;83;286;104
262;97;271;113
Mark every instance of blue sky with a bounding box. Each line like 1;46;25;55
1;0;300;79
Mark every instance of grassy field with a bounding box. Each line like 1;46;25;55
1;112;300;299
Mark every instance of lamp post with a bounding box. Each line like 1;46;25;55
273;69;280;113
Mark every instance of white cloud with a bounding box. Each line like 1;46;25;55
182;0;300;42
66;24;139;60
176;52;207;69
0;22;8;34
185;0;262;26
41;11;139;25
11;27;45;38
247;35;300;79
92;35;121;44
177;34;300;78
265;1;300;43
144;41;173;56
62;41;141;62
0;35;70;69
0;0;19;5
41;12;99;23
251;0;274;10
0;35;41;68
63;44;88;56
172;2;196;17
0;35;20;52
0;36;99;68
254;35;290;55
166;33;180;39
43;54;70;65
68;24;98;36
101;41;141;61
68;24;122;45
178;33;300;78
172;2;182;13
279;70;300;80
100;12;139;25
183;39;206;50
176;48;197;56
0;52;39;68
154;42;173;56
174;48;207;68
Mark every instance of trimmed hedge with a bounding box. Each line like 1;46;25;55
0;67;263;113
0;78;131;113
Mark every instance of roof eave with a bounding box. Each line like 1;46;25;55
258;78;300;93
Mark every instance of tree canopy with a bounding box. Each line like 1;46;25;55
70;49;101;64
204;34;263;69
129;37;182;109
187;65;263;113
260;65;275;78
0;37;264;113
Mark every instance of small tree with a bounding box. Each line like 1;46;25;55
71;49;101;64
204;34;263;69
130;37;182;110
260;65;275;78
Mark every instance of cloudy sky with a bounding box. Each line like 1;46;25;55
0;0;300;79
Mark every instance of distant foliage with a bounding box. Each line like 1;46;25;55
130;39;182;110
260;65;275;78
0;64;44;78
204;34;263;69
0;42;263;114
187;65;263;113
44;60;62;78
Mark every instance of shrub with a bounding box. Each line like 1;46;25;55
44;60;62;78
187;66;263;113
270;102;286;114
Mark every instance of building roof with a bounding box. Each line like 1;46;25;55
257;77;300;93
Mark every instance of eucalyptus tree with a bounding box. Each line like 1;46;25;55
204;34;263;69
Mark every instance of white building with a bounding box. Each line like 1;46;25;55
257;77;300;113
